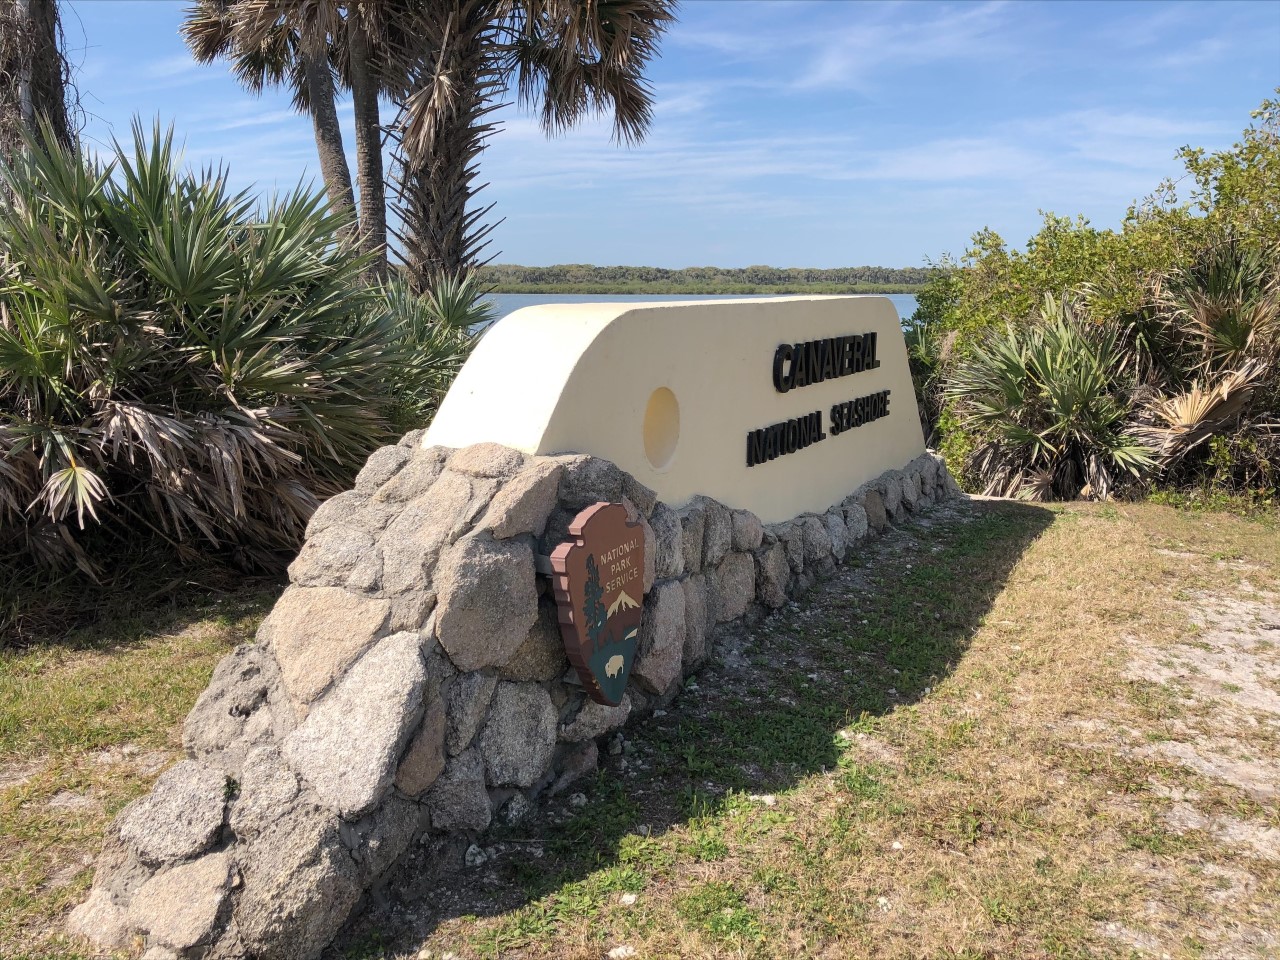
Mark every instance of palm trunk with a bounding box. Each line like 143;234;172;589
391;1;500;290
0;0;71;166
300;43;356;241
26;0;70;148
347;20;387;282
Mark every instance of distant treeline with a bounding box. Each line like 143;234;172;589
477;263;932;294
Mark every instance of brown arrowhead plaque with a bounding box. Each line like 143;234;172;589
550;502;645;706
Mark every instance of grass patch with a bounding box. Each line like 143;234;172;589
9;498;1280;960
0;589;273;956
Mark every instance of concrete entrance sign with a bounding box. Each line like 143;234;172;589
69;296;961;960
424;296;924;523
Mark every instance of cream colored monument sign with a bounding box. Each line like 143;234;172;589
424;296;925;523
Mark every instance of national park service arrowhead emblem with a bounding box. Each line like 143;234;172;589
550;502;645;706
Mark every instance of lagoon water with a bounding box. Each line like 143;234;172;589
485;292;919;324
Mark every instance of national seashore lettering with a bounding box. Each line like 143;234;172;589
748;330;890;468
746;389;891;467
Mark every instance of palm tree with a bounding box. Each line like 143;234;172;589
183;0;678;288
182;1;361;249
387;0;677;286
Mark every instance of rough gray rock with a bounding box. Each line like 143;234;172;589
710;552;756;623
478;459;563;539
448;442;526;479
622;474;659;517
622;498;657;594
731;509;764;551
397;429;426;449
559;694;632;742
395;697;447;797
825;509;849;562
283;632;426;819
554;454;627;509
353;445;410;494
649;502;685;580
879;470;904;517
126;851;235;951
372;451;447;503
342;792;420;884
755;541;790;608
862;489;888;531
118;761;227;866
425;748;491;833
305;490;368;540
235;803;362;959
481;683;557;788
445;672;498;755
288;524;377;590
801;516;833;566
378;471;484;596
498;601;569;683
388;591;434;633
682;574;710;669
843;501;869;542
67;888;131;950
901;472;921;511
770;520;805;573
85;829;154;909
699;497;733;569
912;453;939;495
434;536;539;672
678;502;706;574
182;644;286;776
230;746;300;840
549;739;599;795
634;581;686;695
258;586;390;706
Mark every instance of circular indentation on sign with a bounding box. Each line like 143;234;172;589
643;387;680;471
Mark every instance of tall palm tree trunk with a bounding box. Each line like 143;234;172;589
300;42;356;240
391;1;500;289
0;0;72;165
347;20;387;281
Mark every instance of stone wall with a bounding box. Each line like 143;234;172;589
68;437;961;960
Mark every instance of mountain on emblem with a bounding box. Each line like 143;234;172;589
607;590;640;617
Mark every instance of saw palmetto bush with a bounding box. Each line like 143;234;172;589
380;270;487;425
945;295;1154;500
1134;240;1280;491
0;121;424;577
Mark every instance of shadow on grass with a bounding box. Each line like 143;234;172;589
0;548;283;652
332;499;1056;958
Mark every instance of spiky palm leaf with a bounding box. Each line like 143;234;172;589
945;294;1155;500
1156;239;1280;376
1135;360;1270;466
0;121;437;572
387;0;677;285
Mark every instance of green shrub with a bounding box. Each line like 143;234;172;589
944;295;1153;500
925;92;1280;508
0;120;441;574
380;271;487;428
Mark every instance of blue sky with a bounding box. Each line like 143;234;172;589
64;0;1279;269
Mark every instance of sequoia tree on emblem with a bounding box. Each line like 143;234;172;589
550;502;645;705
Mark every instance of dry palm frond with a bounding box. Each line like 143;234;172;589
0;121;459;575
1136;359;1270;465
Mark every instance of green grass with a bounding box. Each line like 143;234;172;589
0;590;273;956
7;499;1280;960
